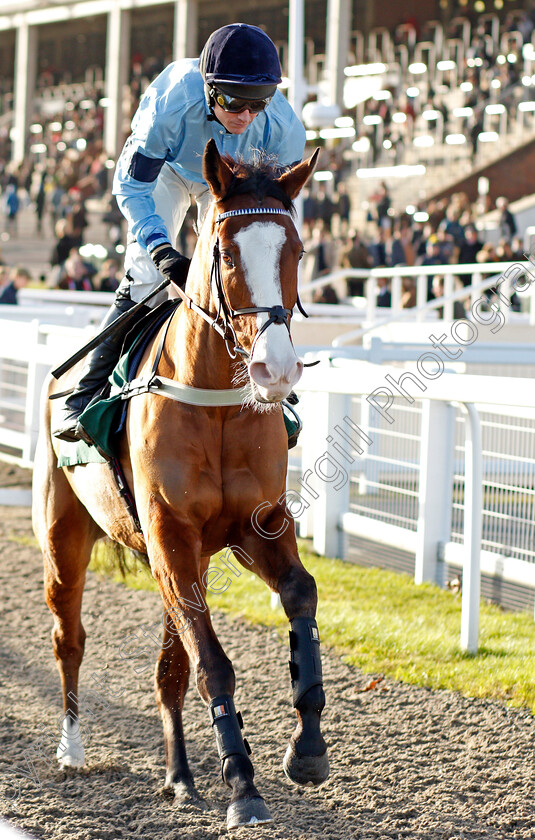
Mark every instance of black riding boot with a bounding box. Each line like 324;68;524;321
53;296;147;443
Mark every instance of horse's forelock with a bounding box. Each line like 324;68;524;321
221;154;295;214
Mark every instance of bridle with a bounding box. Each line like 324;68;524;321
173;206;311;364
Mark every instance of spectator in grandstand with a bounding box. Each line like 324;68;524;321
93;258;121;293
34;173;46;236
468;113;484;162
376;276;391;308
477;242;497;265
438;205;465;250
496;196;517;242
416;239;443;300
0;266;32;305
384;228;407;267
368;227;388;268
3;183;19;238
53;22;306;442
56;249;96;291
370;182;391;229
435;228;455;264
457;226;483;274
432;276;468;320
511;235;526;261
50;218;79;268
335;182;351;235
64;192;88;248
48;181;66;230
340;231;371;296
312;283;339;305
316;187;336;233
400;277;417;309
302;187;317;236
303;221;337;284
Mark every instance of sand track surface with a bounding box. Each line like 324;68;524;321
0;462;534;839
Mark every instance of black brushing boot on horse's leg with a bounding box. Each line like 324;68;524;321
283;616;329;785
53;295;148;443
209;695;272;828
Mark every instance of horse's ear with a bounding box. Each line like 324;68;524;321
276;148;321;200
203;139;234;198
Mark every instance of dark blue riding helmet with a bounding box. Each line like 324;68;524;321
199;23;282;100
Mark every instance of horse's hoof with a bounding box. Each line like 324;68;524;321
227;796;273;829
57;750;85;769
283;743;329;787
172;780;209;811
57;716;85;768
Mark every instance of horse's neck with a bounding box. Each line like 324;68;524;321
165;222;239;390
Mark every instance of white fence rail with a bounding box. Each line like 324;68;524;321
292;358;535;651
3;310;535;653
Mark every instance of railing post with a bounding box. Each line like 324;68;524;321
415;400;455;585
391;274;402;312
357;394;380;496
459;403;482;653
416;273;428;318
443;273;455;321
293;390;315;539
366;274;378;323
304;391;351;559
25;321;47;464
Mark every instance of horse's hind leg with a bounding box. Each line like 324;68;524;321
34;466;96;767
155;621;208;809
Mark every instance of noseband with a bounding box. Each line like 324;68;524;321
174;207;309;363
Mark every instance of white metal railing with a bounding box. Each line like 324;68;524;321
0;319;95;463
292;358;535;653
4;312;535;653
298;260;535;340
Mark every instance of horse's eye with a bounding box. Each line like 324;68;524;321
298;250;305;261
222;253;234;267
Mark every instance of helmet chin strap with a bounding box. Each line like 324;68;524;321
205;85;229;128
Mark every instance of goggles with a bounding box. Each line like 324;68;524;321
213;88;272;114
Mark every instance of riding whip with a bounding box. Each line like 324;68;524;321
51;278;170;380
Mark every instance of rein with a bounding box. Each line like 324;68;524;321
172;206;313;364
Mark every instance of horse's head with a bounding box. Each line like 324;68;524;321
201;139;319;405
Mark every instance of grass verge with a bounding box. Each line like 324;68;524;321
89;539;535;713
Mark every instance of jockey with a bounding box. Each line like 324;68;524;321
53;23;306;443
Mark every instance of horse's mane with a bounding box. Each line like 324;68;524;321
221;152;295;215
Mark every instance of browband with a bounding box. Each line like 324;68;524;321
216;207;294;223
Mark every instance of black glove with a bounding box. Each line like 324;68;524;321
150;244;191;290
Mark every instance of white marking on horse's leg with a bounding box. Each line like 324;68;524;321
57;714;85;768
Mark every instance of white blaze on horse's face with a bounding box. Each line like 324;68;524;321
234;220;303;403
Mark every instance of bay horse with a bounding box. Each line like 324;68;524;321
32;140;328;829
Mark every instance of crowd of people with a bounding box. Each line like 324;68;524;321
358;5;535;168
0;12;532;315
301;179;523;313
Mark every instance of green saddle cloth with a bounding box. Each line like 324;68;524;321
56;352;130;467
56;302;179;468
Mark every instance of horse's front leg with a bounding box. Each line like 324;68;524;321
240;522;329;787
278;564;330;786
147;506;272;829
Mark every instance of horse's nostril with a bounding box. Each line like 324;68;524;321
249;361;274;387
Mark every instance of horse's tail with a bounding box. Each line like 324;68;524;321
91;537;150;581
